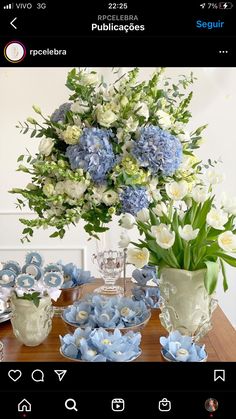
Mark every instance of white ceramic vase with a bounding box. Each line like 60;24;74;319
10;294;53;346
159;268;218;341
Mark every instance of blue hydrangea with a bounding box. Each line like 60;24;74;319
65;127;116;183
51;103;71;123
119;186;149;215
131;125;182;176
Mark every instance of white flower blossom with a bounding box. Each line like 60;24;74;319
153;202;168;217
38;138;54;156
60;125;82;145
136;208;150;223
71;100;90;114
191;185;209;203
206;208;228;230
178;225;199;241
166;180;188;201
96;105;117;128
155;110;172;128
120;213;136;230
221;193;236;216
127;247;149;268
134;102;149;119
218;231;236;252
151;224;175;249
64;180;88;199
206;168;225;185
102;190;118;206
118;231;131;248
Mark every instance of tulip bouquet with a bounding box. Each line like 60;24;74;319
126;176;236;295
10;67;206;241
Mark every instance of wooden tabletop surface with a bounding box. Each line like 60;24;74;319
1;279;236;362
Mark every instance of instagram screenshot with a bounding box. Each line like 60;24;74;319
0;1;236;417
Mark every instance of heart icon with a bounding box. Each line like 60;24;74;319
8;369;22;382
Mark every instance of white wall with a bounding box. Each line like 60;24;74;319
0;67;236;326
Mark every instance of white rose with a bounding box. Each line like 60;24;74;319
38;138;54;156
135;102;149;119
218;231;236;252
127;247;149;268
155;110;172;128
191;185;209;203
102;190;118;206
60;125;82;145
153;202;168;217
120;213;136;230
206;168;225;185
178;225;199;241
81;72;98;85
43;183;55;197
64;180;88;199
221;193;236;216
96;105;117;128
206;208;228;230
136;208;150;223
118;231;131;248
71;100;90;114
55;181;66;195
166;180;188;201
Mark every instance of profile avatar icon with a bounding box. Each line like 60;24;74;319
4;41;26;63
205;398;218;412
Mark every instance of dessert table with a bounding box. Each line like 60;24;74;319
1;279;236;362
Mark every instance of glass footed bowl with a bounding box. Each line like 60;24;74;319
59;346;142;362
161;347;208;362
61;306;151;334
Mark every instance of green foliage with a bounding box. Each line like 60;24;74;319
16;291;41;307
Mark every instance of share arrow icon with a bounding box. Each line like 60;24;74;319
54;370;67;382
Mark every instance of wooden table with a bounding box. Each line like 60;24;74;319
1;280;236;362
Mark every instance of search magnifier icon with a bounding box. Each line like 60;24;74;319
65;398;78;412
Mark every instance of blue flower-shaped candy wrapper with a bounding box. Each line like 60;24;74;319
62;294;151;332
131;266;160;309
58;262;95;289
160;331;207;362
59;327;142;362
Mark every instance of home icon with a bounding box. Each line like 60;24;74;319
18;399;32;412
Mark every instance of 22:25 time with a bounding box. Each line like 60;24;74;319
108;3;128;9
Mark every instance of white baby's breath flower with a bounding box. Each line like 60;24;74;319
206;168;225;185
191;185;209;203
218;231;236;252
166;180;188;201
178;225;199;241
120;213;136;230
71;100;90;114
38;138;54;156
221;193;236;216
134;102;149;119
127;247;149;268
206;208;228;230
153;202;168;217
96;105;117;128
64;180;88;199
136;208;150;223
155;110;172;128
118;231;131;248
102;190;118;206
60;125;82;145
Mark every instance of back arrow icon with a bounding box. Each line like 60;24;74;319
10;17;17;29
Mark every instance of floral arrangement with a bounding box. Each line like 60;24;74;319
160;331;207;362
10;67;207;241
125;177;236;294
62;294;150;328
0;252;94;307
60;326;141;362
131;265;160;308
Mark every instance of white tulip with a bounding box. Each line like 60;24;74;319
120;213;136;230
118;231;131;248
102;190;118;206
38;138;54;156
155;225;175;249
221;193;236;216
127;247;149;268
206;168;225;185
166;180;188;201
218;231;236;252
206;208;228;230
153;202;168;217
178;225;199;241
136;208;150;223
155;110;172;128
151;224;168;239
191;185;209;203
135;102;149;119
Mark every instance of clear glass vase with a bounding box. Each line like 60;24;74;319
159;268;218;341
10;294;53;346
93;250;125;295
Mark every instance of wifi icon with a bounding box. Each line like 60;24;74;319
3;3;13;9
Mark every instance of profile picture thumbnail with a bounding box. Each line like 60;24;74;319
205;398;219;412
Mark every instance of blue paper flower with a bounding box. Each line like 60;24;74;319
51;103;71;123
132;286;160;309
160;331;207;362
119;186;149;215
65;127;116;183
64;302;94;326
132;265;158;286
59;262;95;288
131;125;182;176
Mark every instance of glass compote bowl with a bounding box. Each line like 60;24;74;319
93;250;124;296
